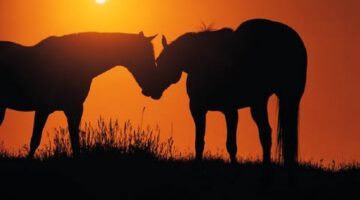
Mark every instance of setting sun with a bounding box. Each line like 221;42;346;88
95;0;106;4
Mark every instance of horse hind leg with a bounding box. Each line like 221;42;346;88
250;101;272;165
0;107;5;126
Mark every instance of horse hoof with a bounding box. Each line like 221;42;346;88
72;149;81;159
194;155;203;164
230;156;238;164
27;154;35;160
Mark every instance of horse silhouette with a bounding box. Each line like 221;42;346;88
0;31;158;158
149;19;307;166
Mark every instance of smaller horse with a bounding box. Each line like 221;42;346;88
0;31;158;158
148;19;307;166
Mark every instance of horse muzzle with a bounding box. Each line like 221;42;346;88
142;90;162;100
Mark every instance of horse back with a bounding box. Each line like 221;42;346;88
234;19;307;88
234;19;306;64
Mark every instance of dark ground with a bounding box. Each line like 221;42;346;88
1;121;359;200
1;154;359;200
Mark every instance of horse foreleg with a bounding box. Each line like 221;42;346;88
0;107;5;126
64;105;83;157
251;101;272;165
28;110;50;158
224;109;238;163
190;102;207;162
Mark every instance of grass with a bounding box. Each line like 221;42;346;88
0;118;359;200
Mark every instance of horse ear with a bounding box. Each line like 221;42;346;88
139;31;145;37
162;35;168;49
147;34;158;41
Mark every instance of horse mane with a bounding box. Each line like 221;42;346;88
176;28;234;43
169;28;234;54
35;32;142;47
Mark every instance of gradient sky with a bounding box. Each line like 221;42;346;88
0;0;359;164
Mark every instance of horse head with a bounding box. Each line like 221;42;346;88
129;32;160;98
143;35;183;100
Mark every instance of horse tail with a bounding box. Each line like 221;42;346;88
276;26;307;167
276;94;301;166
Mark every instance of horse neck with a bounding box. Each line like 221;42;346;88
170;38;193;74
85;44;153;92
84;43;138;79
173;30;234;75
87;56;125;78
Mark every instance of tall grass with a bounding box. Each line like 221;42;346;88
0;117;358;171
39;118;175;161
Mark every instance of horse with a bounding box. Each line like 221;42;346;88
0;31;158;158
147;19;307;166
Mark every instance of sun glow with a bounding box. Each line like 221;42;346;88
95;0;107;4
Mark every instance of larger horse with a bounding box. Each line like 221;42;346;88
148;19;307;166
0;31;157;158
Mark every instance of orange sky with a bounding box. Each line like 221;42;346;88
0;0;359;164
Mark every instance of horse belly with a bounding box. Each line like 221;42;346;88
187;74;272;111
0;89;36;111
0;78;86;111
190;91;253;111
